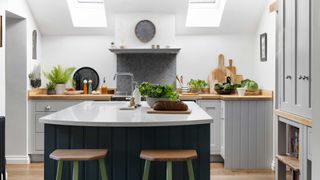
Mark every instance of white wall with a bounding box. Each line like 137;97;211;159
41;34;257;88
252;0;276;169
176;34;255;83
0;0;7;116
0;0;42;116
41;36;117;88
253;1;276;91
312;0;320;178
0;0;42;164
114;13;175;48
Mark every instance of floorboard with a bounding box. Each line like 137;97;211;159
6;163;277;180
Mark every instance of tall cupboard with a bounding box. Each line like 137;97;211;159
276;0;313;179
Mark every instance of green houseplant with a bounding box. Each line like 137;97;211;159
138;82;178;107
43;65;76;94
188;79;208;93
46;82;56;95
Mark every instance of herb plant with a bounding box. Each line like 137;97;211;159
46;82;56;90
138;82;178;101
43;65;76;84
188;79;208;92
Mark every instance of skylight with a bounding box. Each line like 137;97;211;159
186;0;227;27
66;0;107;27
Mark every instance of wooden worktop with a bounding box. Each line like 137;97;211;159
29;89;273;101
179;90;273;101
28;89;113;101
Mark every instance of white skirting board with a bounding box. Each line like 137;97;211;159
5;155;30;164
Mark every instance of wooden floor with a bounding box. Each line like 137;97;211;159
6;163;275;180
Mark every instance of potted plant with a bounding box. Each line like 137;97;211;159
46;82;56;95
43;65;76;95
28;72;41;88
138;82;178;107
188;79;208;93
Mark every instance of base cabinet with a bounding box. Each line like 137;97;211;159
198;100;221;155
223;100;273;169
198;100;273;169
28;100;83;158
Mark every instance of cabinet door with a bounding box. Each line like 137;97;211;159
295;0;312;118
281;0;296;112
198;100;221;155
220;101;225;159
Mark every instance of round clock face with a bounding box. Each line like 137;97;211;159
135;20;156;43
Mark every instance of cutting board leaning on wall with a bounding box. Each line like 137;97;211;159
208;54;235;94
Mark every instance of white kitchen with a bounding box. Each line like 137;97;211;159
0;0;319;180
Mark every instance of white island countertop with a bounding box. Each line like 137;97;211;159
39;101;213;127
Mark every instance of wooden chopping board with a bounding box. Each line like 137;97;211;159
209;54;235;83
147;109;192;114
226;59;237;74
210;54;226;83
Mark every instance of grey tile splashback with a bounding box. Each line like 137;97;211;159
116;54;177;95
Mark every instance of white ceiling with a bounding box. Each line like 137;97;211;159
26;0;268;35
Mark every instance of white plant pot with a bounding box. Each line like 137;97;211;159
237;87;247;96
55;84;66;95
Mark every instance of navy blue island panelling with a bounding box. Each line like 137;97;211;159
44;124;210;180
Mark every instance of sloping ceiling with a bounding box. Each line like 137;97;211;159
26;0;268;35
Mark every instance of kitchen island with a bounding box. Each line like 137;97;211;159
40;101;213;180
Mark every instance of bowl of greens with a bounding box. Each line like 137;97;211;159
138;82;179;107
214;83;240;95
188;79;208;93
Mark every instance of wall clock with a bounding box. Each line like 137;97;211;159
135;20;156;43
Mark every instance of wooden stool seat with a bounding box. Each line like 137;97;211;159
50;149;108;161
141;150;197;180
50;149;108;180
140;150;197;162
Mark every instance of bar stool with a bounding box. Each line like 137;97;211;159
140;150;197;180
50;149;108;180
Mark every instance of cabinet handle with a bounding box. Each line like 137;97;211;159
206;107;216;109
45;105;51;111
286;75;292;79
298;75;304;80
303;76;309;81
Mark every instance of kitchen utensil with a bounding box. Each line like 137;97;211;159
180;75;184;86
226;59;237;74
147;109;192;114
211;54;226;83
176;75;183;87
234;75;244;84
73;67;100;91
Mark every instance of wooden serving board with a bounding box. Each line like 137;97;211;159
147;109;192;114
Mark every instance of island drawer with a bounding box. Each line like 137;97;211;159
35;101;81;112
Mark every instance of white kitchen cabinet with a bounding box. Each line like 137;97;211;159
197;100;221;155
220;101;225;159
278;0;312;118
28;100;82;159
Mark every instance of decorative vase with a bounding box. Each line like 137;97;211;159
47;89;56;95
55;84;66;95
146;97;170;108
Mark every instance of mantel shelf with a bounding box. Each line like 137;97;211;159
109;48;181;54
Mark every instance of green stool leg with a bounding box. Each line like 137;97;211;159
56;160;63;180
99;159;108;180
72;161;79;180
187;160;195;180
166;161;173;180
142;160;151;180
